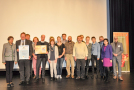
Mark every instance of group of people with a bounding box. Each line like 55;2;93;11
2;32;124;87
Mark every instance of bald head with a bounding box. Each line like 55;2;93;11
41;35;45;41
114;36;118;42
68;36;72;42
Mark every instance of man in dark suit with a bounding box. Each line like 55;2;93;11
35;35;49;83
98;36;105;79
16;32;33;85
26;34;33;78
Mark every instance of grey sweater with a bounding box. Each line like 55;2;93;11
2;43;17;63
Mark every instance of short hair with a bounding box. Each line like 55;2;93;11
49;38;55;45
86;36;90;39
57;36;61;39
7;36;14;41
104;38;109;44
49;36;54;42
26;34;30;37
62;33;66;36
99;36;104;39
33;37;39;42
77;35;81;39
91;36;96;40
20;32;26;36
80;35;84;38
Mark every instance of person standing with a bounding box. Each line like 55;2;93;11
91;36;100;79
35;35;49;83
73;35;88;79
80;35;85;43
48;38;59;81
101;39;113;82
2;36;17;87
85;36;92;79
25;34;33;78
56;36;65;79
98;36;105;79
16;32;33;85
32;37;41;79
61;34;67;44
65;36;75;79
111;36;123;81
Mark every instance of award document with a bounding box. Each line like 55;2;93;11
19;45;29;60
35;45;47;54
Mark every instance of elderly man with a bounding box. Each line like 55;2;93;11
111;36;123;81
65;36;75;79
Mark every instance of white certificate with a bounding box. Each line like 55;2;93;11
19;45;29;60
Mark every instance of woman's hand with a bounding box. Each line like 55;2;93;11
59;55;62;58
48;60;51;63
3;63;6;65
101;60;103;62
55;59;57;63
34;55;37;59
110;60;112;63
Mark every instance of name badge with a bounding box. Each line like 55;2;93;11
118;45;120;47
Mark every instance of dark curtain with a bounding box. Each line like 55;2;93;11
109;0;134;71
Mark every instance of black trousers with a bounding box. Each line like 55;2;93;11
5;61;14;83
30;60;33;76
91;55;99;76
99;59;105;76
18;60;30;81
36;58;47;79
105;67;110;80
85;59;91;76
76;59;85;77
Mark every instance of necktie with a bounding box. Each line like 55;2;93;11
22;40;24;45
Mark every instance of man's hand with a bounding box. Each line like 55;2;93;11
15;62;17;64
3;63;6;65
34;55;37;59
102;60;103;62
74;56;77;61
114;54;118;57
85;57;87;60
65;57;67;61
17;49;19;52
110;60;112;63
29;56;31;60
59;55;62;58
48;59;51;63
97;58;99;60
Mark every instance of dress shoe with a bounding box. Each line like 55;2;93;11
119;77;123;81
34;79;39;83
10;82;14;87
42;78;45;83
76;76;80;79
26;81;29;85
19;81;24;85
51;77;53;81
7;84;11;87
113;76;117;80
66;75;70;78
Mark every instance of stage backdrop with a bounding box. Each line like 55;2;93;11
0;0;107;69
113;32;130;72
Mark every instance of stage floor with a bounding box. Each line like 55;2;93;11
0;71;133;90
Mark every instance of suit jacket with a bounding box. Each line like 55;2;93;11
86;43;92;59
111;42;123;60
16;39;33;61
101;45;113;60
98;41;104;60
36;41;49;59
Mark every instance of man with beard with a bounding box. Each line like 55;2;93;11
65;36;75;78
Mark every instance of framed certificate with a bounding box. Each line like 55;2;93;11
19;45;29;60
35;45;47;54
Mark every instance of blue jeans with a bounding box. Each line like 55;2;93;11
57;58;64;75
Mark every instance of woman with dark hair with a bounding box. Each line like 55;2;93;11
48;38;59;80
2;36;17;87
101;38;113;82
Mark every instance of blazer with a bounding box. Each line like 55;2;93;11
36;41;49;58
86;43;92;59
111;42;123;60
101;45;113;60
16;39;33;61
48;46;59;60
2;43;17;63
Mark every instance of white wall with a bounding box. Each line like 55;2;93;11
0;0;107;69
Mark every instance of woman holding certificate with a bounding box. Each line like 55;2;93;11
55;36;65;79
48;38;59;81
32;37;41;79
2;36;17;87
